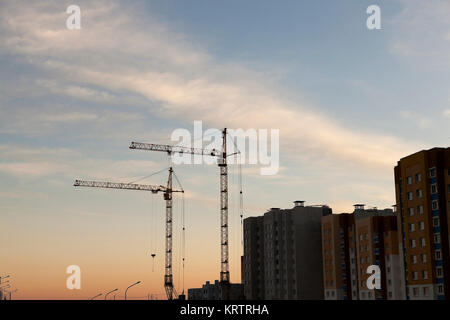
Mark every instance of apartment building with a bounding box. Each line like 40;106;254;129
322;205;402;300
187;280;244;300
243;201;331;300
356;215;400;300
395;147;450;300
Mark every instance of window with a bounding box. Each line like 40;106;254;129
433;217;440;227
360;257;364;264
366;256;370;263
366;244;369;251
431;183;438;194
421;254;427;263
423;287;429;296
410;239;416;248
412;272;419;281
416;189;423;198
409;223;416;232
408;192;413;200
430;167;436;178
419;221;425;230
407;176;413;185
413;287;419;297
434;234;441;244
365;233;369;240
417;205;424;214
359;234;363;241
436;250;442;260
422;270;428;280
408;207;414;216
421;237;426;247
432;200;439;210
415;173;422;182
411;255;417;264
388;291;393;299
437;267;443;277
438;285;443;294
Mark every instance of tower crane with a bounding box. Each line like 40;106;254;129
74;167;183;300
130;128;238;299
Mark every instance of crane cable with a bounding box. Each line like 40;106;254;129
127;167;169;184
173;170;186;295
227;132;244;252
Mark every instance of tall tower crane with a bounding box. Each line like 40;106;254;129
74;167;183;300
130;128;234;298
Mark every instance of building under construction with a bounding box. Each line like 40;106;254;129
243;201;331;300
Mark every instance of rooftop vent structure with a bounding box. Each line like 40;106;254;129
294;200;305;207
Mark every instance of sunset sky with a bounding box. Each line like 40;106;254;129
1;0;450;299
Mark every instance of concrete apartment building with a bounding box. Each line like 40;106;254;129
243;201;332;300
322;206;403;300
395;147;450;300
355;214;401;300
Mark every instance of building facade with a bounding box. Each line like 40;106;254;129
395;147;450;300
243;201;332;300
322;206;402;300
187;280;244;300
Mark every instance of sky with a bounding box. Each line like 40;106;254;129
1;0;450;299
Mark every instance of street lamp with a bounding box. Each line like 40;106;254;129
1;284;10;300
5;289;18;300
0;275;10;285
0;281;10;287
124;281;141;300
104;288;118;300
89;293;103;300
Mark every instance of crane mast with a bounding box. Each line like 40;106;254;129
164;167;177;300
74;167;183;300
130;128;231;297
219;128;229;285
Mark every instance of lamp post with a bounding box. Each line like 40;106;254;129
124;281;141;300
0;275;10;284
0;281;10;287
104;288;118;300
89;293;102;300
5;289;17;300
0;275;11;301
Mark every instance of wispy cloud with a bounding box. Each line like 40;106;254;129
399;110;431;129
0;0;422;174
0;144;163;181
390;0;450;67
